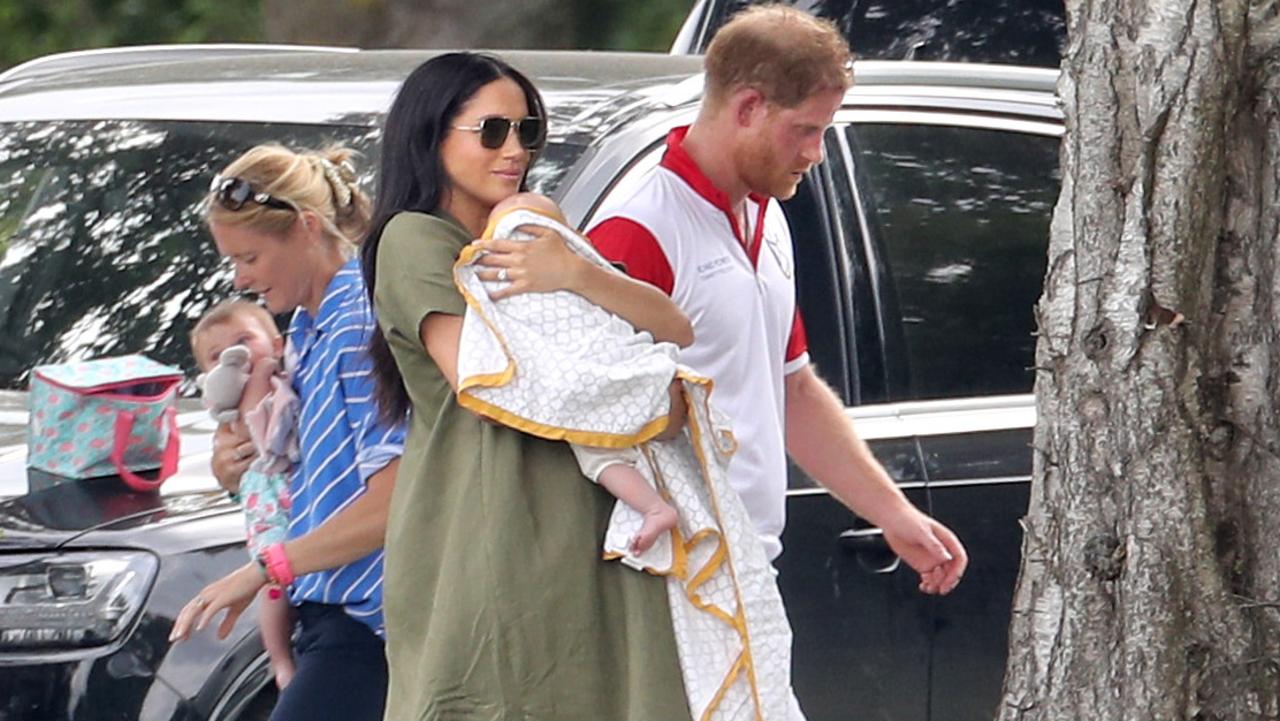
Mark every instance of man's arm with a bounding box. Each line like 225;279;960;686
784;365;967;594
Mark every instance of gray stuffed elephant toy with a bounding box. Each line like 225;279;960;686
197;344;250;424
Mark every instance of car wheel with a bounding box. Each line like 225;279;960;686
235;687;278;721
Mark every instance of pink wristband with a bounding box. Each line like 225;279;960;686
262;543;295;587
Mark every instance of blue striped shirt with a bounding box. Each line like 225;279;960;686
284;259;404;636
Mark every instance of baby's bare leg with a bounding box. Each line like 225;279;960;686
597;463;678;553
257;587;296;689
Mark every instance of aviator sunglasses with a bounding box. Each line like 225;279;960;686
209;175;296;212
452;116;545;150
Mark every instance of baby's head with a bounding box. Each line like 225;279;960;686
190;299;283;372
492;192;567;224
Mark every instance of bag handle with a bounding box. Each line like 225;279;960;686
111;406;180;492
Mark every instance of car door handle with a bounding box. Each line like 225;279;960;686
840;527;887;548
839;527;900;574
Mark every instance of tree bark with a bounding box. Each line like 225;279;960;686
1001;1;1280;719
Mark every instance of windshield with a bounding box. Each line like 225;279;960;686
700;0;1065;66
0;119;586;390
0;120;378;390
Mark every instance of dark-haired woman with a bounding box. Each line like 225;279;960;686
363;53;695;720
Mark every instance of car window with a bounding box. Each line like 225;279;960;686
0;120;379;390
0;118;588;392
780;167;856;402
846;122;1059;401
695;0;1065;66
822;126;891;404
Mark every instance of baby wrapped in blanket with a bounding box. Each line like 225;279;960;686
454;193;806;721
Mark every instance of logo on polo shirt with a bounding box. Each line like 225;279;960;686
763;235;793;279
697;255;734;280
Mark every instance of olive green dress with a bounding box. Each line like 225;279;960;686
374;211;692;721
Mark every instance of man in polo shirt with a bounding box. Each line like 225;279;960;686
588;4;967;595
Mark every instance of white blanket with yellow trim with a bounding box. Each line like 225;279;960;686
455;207;805;721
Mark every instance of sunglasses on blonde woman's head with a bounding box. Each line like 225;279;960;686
209;175;296;212
452;116;545;150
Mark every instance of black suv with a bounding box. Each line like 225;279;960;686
0;46;1060;721
672;0;1066;66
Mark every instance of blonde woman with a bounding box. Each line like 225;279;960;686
170;144;405;721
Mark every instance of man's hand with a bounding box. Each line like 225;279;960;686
212;421;255;493
881;509;968;595
783;365;968;594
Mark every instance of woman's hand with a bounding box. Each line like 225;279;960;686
471;225;585;300
470;227;694;347
168;562;267;642
212;421;255;493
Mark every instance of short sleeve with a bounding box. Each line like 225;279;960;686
587;217;675;295
335;334;406;482
373;212;470;350
783;308;810;374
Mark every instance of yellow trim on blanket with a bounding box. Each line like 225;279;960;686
601;523;690;578
454;234;765;718
454;242;519;390
701;651;750;721
452;242;673;448
598;380;760;721
684;397;765;721
457;391;672;448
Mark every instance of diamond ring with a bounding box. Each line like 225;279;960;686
497;267;508;282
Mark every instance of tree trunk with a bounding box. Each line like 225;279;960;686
1000;1;1280;719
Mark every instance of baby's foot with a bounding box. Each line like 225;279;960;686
631;501;678;554
274;659;296;689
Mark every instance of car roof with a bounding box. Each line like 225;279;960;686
0;45;1059;129
0;47;706;128
847;60;1060;120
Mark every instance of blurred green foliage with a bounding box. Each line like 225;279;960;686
0;0;694;71
577;0;694;52
0;0;264;70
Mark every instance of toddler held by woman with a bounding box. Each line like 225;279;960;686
190;299;298;689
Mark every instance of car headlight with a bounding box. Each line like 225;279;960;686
0;551;158;650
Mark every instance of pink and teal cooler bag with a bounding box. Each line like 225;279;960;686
27;355;183;492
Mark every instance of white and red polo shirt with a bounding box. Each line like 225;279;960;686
588;126;809;560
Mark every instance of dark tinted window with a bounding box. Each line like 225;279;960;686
701;0;1065;66
814;130;886;404
847;122;1059;401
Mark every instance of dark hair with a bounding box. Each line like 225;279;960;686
361;52;547;424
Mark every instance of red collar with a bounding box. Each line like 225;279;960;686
659;126;770;267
